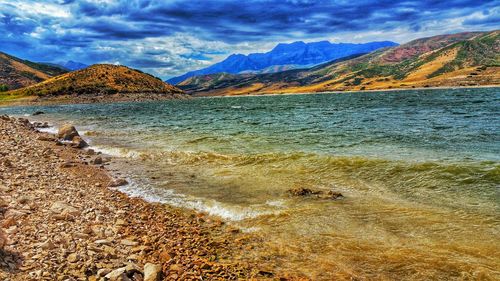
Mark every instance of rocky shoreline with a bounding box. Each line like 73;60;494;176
0;116;278;280
0;92;190;107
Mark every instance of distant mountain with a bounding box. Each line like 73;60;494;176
179;30;500;96
0;52;68;90
60;60;88;71
167;40;398;84
5;64;185;103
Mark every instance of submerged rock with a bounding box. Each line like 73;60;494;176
288;187;320;196
32;111;45;116
288;187;343;200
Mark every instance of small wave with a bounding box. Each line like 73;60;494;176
114;179;277;221
36;126;58;134
91;146;142;159
266;199;287;208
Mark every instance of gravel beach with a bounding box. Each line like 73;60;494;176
0;115;278;280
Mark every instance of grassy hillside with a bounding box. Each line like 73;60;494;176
2;64;185;103
0;52;67;91
179;30;499;96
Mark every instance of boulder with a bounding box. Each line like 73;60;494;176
57;124;80;141
144;263;162;281
32;111;45;116
72;136;88;148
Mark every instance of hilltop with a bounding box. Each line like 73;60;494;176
2;64;185;104
179;30;499;96
0;52;67;91
167;40;397;84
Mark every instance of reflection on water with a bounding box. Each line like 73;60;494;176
2;88;499;280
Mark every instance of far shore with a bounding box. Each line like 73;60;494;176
192;84;500;98
0;84;498;108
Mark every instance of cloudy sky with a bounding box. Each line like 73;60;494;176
1;0;499;79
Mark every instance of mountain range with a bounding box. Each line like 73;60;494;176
167;40;398;85
178;30;500;96
58;60;88;71
0;30;498;104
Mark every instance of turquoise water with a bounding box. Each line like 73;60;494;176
2;88;499;280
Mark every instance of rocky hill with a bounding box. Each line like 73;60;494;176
0;52;68;91
179;30;499;96
167;40;397;85
3;64;185;103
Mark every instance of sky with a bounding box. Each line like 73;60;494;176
1;0;499;79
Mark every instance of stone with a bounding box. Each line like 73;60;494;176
287;187;318;196
2;217;16;228
67;253;79;263
40;239;55;250
18;196;30;204
72;136;88;148
91;156;103;165
124;263;142;273
97;268;112;277
288;187;344;200
320;190;344;200
105;264;141;281
0;229;6;249
104;267;127;280
33;111;45;116
158;251;172;262
115;219;127;226
144;263;162;281
37;135;55;141
121;239;138;246
50;201;79;216
60;161;75;168
5;209;27;219
94;239;112;245
108;178;128;187
57;124;80;141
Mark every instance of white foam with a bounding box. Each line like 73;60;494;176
265;199;287;208
114;179;277;221
37;126;58;134
91;146;141;159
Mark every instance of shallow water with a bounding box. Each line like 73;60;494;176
3;88;499;280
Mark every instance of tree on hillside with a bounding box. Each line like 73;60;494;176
0;84;8;92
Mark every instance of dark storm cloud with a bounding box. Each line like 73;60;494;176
0;0;498;78
67;0;498;42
